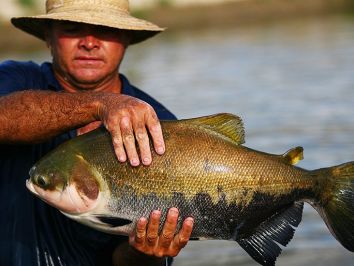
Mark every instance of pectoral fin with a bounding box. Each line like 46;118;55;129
235;202;303;266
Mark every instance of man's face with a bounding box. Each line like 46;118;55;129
47;21;130;90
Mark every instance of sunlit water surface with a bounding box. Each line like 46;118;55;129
2;14;354;265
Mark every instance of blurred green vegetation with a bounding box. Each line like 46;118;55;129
18;0;36;8
159;0;173;7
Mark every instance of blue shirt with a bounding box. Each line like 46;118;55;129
0;61;176;266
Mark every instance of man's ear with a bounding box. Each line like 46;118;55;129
44;33;51;49
45;36;54;57
45;39;51;49
43;22;53;49
122;30;132;48
44;31;54;57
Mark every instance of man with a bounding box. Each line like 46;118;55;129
0;0;193;265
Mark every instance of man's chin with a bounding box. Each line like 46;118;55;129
71;75;107;90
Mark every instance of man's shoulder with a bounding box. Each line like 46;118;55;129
0;60;42;73
0;60;55;95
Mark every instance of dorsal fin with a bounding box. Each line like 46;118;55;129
282;147;304;165
181;113;245;145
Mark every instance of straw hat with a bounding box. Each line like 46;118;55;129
11;0;164;45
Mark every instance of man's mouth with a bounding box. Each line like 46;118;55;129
74;56;104;65
75;55;103;61
76;56;101;60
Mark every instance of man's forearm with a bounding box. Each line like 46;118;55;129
0;90;99;143
0;89;165;166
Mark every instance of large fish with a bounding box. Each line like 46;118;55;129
26;114;354;265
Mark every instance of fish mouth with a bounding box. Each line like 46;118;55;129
25;178;85;214
26;179;39;196
27;178;101;214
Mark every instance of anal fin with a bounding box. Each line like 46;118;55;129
236;202;304;266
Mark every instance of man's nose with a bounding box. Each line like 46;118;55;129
79;35;100;50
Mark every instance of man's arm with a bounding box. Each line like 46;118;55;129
0;90;164;166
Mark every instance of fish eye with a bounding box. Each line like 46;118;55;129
36;175;50;188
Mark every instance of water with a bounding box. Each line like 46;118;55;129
2;14;354;265
122;14;354;265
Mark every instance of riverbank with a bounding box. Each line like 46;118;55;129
0;0;353;54
138;0;354;30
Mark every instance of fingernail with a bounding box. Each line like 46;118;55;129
169;208;178;215
119;155;126;162
157;146;165;154
131;158;139;166
185;217;194;225
152;210;161;217
143;157;151;165
139;217;147;224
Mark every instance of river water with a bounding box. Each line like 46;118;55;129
2;13;354;265
123;14;354;265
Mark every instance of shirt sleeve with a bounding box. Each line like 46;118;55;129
0;60;42;96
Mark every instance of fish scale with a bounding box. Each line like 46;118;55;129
27;113;354;266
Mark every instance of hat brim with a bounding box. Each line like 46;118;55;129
11;10;164;45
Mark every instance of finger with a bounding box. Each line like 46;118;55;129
110;127;127;163
171;217;194;251
146;210;161;247
146;111;165;155
120;116;140;166
131;217;148;246
133;122;152;166
158;208;179;249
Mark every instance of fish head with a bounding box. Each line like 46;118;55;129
27;151;102;215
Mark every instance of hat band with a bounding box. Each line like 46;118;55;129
47;0;129;15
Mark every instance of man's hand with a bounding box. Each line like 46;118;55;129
97;94;165;166
0;91;164;167
129;208;194;257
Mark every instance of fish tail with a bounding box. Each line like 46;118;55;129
312;161;354;251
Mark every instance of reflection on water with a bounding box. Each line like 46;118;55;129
2;14;354;265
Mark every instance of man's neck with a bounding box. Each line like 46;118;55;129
53;70;123;135
54;71;122;94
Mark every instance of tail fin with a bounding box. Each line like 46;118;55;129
313;161;354;251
